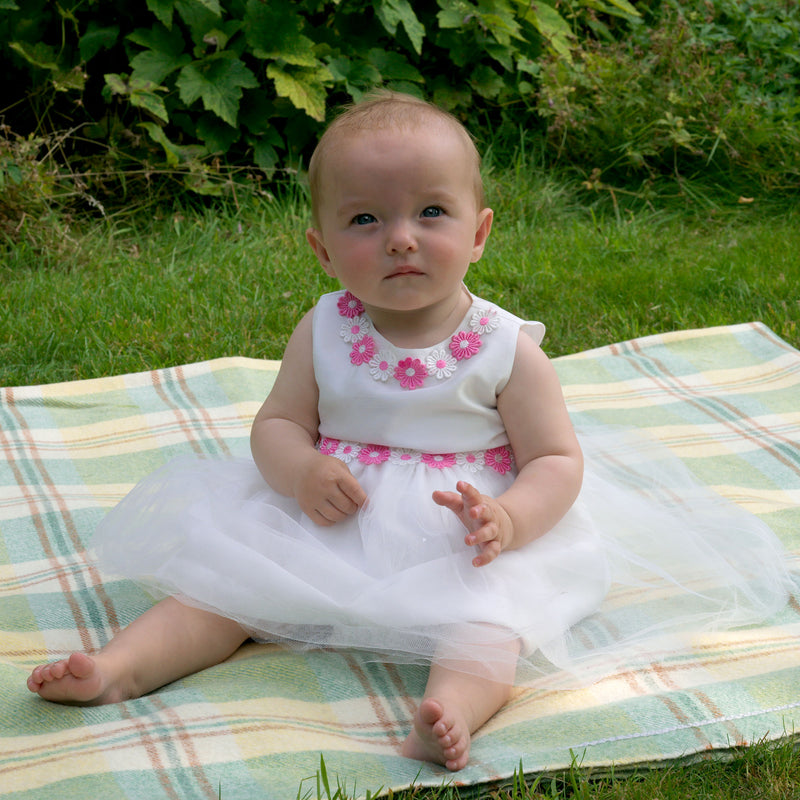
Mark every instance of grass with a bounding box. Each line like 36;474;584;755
2;166;798;387
2;163;799;798
301;738;800;798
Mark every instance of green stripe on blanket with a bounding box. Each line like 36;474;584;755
2;323;799;799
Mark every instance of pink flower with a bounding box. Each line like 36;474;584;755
358;444;390;464
394;357;427;390
450;330;482;360
319;437;340;455
337;291;364;318
422;453;456;469
350;335;376;365
485;446;513;475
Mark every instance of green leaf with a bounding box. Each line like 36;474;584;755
104;74;170;122
0;0;21;9
177;52;258;126
130;48;192;85
590;0;640;18
79;23;119;62
195;0;221;15
266;63;330;121
515;0;574;60
366;48;423;82
9;41;59;71
244;0;318;67
53;66;86;93
469;64;505;99
326;56;382;100
175;0;223;46
127;23;184;51
140;121;207;165
373;0;425;55
196;113;238;153
251;137;279;174
476;4;524;45
146;0;175;29
437;1;473;29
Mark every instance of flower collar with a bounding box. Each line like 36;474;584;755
336;291;501;391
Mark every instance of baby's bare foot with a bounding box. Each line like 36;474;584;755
27;652;123;705
401;697;471;771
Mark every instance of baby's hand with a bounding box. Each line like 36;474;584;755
432;481;514;567
295;454;367;526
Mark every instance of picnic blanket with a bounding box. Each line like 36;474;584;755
2;321;799;799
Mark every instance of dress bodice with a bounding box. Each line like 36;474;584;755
313;289;545;452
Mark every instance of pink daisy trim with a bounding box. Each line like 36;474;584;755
335;292;504;389
318;439;514;474
358;444;391;465
485;446;514;475
449;330;482;361
319;437;339;455
350;335;376;365
338;291;364;318
394;357;428;390
422;453;456;469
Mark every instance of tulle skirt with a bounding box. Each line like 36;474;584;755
94;427;794;684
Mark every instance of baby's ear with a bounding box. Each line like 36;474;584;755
306;228;335;276
470;208;493;263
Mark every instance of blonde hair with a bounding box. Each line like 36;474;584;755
308;91;485;225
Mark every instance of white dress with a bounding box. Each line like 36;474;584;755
94;289;793;683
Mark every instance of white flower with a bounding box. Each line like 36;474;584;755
340;315;371;343
334;441;358;463
368;351;396;382
389;448;422;466
470;308;500;335
425;348;457;379
456;451;485;472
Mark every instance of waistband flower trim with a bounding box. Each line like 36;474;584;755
337;291;501;390
318;437;515;475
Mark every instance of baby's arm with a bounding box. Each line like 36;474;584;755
434;332;583;566
250;309;367;526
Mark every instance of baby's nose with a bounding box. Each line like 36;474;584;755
386;222;417;253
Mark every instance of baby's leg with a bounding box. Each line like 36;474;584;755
401;636;520;771
27;597;249;705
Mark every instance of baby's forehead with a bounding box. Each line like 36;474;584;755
321;120;474;177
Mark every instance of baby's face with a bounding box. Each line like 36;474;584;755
306;123;492;321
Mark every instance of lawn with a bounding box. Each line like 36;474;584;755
2;167;798;388
2;164;798;799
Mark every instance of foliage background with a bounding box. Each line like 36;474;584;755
2;0;797;230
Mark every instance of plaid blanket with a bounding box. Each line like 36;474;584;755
2;322;799;799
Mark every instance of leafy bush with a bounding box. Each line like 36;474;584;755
0;0;638;206
536;0;800;193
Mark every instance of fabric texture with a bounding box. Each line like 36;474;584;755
2;321;799;799
94;290;791;684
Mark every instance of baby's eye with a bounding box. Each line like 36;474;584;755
352;213;377;226
421;206;444;218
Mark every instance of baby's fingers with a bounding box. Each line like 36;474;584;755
472;539;502;567
339;473;368;509
432;489;464;514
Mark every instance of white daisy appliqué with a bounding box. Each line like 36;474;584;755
425;348;457;379
340;315;371;343
368;351;397;382
470;308;500;335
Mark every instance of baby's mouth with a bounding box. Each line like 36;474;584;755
387;266;424;278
